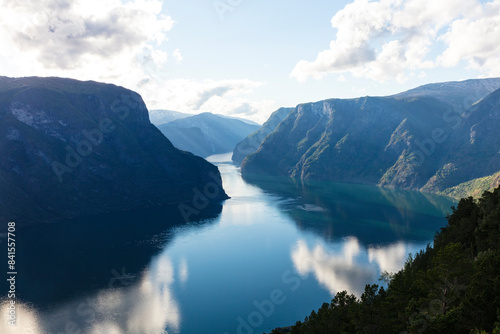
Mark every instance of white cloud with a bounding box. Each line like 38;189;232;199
291;0;499;82
172;48;183;64
391;0;477;30
437;0;500;76
0;0;274;123
140;78;276;123
0;0;173;77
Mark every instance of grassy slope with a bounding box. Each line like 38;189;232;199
441;171;500;199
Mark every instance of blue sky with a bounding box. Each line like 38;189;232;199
1;0;499;123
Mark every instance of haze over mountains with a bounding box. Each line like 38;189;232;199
148;109;193;125
0;76;228;226
157;112;260;158
239;78;500;198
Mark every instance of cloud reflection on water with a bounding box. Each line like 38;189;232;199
291;238;420;297
1;255;183;334
291;237;376;297
368;242;408;274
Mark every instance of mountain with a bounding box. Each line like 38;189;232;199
157;112;260;158
0;76;228;227
441;171;500;199
241;78;500;197
423;86;500;192
148;109;192;125
232;107;293;165
392;78;500;111
156;125;210;156
218;114;261;126
149;109;259;127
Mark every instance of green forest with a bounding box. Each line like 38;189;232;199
272;187;500;334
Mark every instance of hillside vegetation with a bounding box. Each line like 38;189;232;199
271;186;500;334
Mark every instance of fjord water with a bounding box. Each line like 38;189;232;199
1;153;456;334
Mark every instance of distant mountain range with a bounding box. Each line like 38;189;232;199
157;112;260;158
149;109;193;125
0;76;228;226
149;109;260;127
240;78;500;198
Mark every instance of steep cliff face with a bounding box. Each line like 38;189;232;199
0;76;228;226
241;79;500;195
422;87;500;192
232;107;293;165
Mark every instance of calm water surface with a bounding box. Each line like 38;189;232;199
1;153;456;334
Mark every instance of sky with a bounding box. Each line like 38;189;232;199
1;0;499;123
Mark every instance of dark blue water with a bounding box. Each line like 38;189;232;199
0;153;456;334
